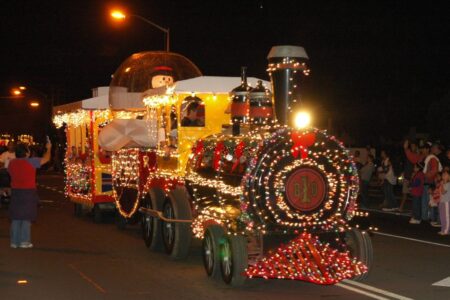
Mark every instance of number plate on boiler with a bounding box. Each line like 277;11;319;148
285;167;327;212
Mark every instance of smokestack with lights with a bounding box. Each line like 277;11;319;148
267;45;310;127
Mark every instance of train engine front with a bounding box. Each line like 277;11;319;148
186;46;373;285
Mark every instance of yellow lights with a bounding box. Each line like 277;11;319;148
53;109;142;129
111;10;126;20
30;101;40;107
19;86;27;90
143;94;176;108
294;111;311;129
53;110;91;128
17;279;28;285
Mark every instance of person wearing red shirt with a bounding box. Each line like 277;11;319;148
8;142;51;248
420;143;443;221
409;163;425;224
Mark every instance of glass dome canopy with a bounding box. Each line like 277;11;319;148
109;51;202;110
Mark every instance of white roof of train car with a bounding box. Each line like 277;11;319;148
54;76;272;113
53;87;111;114
143;76;271;97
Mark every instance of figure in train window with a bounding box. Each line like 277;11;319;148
181;96;205;127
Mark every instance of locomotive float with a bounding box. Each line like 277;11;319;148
100;45;373;286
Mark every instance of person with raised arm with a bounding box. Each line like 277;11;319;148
7;140;51;249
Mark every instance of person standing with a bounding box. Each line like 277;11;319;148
409;163;425;224
421;143;443;222
8;141;51;248
429;172;443;227
353;150;363;171
359;154;375;208
379;150;398;210
0;141;16;199
438;169;450;235
399;141;418;212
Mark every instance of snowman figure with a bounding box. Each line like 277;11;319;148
150;66;175;88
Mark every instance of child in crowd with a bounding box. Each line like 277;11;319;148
438;169;450;235
429;172;443;227
409;163;425;224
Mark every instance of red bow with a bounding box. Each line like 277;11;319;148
213;141;225;171
231;141;246;172
193;140;204;169
291;132;316;159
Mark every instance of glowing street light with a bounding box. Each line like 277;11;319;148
110;8;170;51
30;101;40;108
111;10;126;20
11;89;22;96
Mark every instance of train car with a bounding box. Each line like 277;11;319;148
102;45;373;286
105;75;270;223
54;51;202;224
53;88;121;222
102;51;203;227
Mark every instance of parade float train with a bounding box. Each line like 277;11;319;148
53;88;117;222
100;45;373;286
53;52;202;223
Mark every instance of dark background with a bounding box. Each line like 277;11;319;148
0;0;449;145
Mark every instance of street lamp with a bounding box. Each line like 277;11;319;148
30;101;40;108
110;9;170;52
11;88;22;96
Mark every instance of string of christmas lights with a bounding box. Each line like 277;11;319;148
246;232;367;284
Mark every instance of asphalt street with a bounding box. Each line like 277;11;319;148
1;173;450;300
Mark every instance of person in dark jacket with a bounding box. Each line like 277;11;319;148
181;101;204;127
8;142;51;248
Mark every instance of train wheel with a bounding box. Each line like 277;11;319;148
202;225;225;279
220;235;248;286
74;203;83;217
115;211;127;230
161;188;192;260
141;190;164;251
345;228;373;281
93;204;103;224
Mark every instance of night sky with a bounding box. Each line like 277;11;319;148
1;0;449;144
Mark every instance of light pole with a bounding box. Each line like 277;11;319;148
110;9;170;52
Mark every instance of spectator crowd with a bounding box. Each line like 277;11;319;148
355;140;450;236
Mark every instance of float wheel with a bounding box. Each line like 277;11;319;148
93;204;103;224
161;188;192;260
115;211;127;229
141;189;164;251
202;225;225;279
345;228;373;281
74;203;83;217
220;235;248;286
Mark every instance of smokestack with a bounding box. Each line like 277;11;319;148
230;66;251;135
267;45;309;126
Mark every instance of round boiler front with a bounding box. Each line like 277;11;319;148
245;127;359;232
